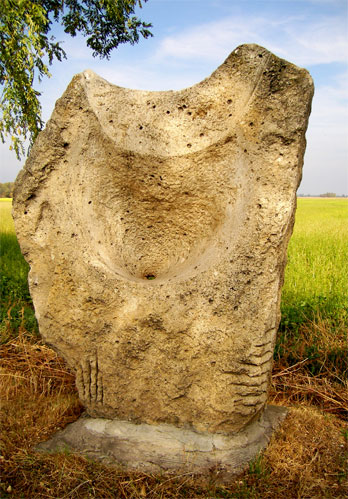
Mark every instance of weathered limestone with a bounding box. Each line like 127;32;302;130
13;44;313;472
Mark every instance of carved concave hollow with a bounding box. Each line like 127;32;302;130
82;177;245;283
59;64;253;285
74;132;246;284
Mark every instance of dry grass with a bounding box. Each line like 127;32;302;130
0;333;83;458
259;406;348;498
1;333;347;498
271;367;348;417
273;315;348;418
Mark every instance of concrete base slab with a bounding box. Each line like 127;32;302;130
36;405;287;478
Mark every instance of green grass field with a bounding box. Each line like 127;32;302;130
277;198;348;378
0;198;38;341
281;198;348;324
1;197;347;498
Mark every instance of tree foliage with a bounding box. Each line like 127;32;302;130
0;182;14;198
320;192;337;198
0;0;152;159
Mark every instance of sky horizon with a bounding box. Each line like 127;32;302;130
1;0;347;195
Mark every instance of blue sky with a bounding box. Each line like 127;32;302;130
1;0;347;194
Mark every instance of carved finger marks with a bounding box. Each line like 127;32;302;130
78;353;103;405
80;359;91;402
75;364;84;399
90;357;98;402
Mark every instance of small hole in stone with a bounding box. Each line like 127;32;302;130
63;142;69;148
166;110;170;114
178;106;183;111
228;113;232;117
244;149;247;153
187;111;192;115
227;99;232;104
145;274;156;280
199;133;204;137
88;200;92;204
152;105;156;109
109;119;113;123
183;104;187;109
249;122;254;127
187;143;192;148
139;125;143;130
259;53;263;58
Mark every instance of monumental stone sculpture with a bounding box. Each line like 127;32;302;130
13;44;313;475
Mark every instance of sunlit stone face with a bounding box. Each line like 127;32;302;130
13;44;313;435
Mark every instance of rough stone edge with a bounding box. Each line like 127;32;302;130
35;405;288;480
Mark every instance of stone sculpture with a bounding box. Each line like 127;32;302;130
13;44;313;475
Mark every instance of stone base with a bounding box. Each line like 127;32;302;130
36;405;287;479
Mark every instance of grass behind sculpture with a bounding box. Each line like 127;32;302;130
277;198;348;383
0;199;38;342
1;197;347;497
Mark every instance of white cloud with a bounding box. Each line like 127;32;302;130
153;14;348;67
96;64;198;91
310;70;348;129
300;71;348;195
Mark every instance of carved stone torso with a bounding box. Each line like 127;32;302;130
13;44;313;436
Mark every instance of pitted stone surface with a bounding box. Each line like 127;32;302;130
13;44;313;435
